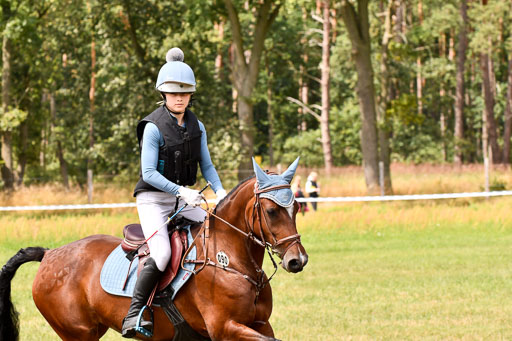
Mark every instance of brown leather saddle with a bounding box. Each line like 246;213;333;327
120;221;192;292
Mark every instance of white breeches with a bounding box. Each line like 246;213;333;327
136;191;207;271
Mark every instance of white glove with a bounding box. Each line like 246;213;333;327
215;189;227;204
177;187;203;207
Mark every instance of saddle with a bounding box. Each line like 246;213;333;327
120;220;192;292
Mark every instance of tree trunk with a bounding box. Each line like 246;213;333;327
266;62;274;167
87;38;96;203
330;8;337;43
439;33;447;161
298;7;309;132
416;0;424;116
229;44;238;114
16;122;28;186
449;29;455;60
489;52;497;101
394;0;405;35
320;0;333;174
439;96;447;161
482;84;490;191
50;93;69;190
214;21;224;80
298;62;308;132
340;0;380;194
454;0;468;165
236;92;254;179
480;52;501;163
40;122;47;170
416;59;423;116
224;0;280;180
356;45;380;195
1;33;14;190
377;0;394;194
466;58;478;162
503;57;512;164
119;0;153;82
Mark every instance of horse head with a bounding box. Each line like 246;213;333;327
251;157;309;273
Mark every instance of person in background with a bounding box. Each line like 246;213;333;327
305;171;320;211
291;175;307;215
122;47;227;338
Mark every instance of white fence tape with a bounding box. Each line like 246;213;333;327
1;190;512;212
294;190;512;202
0;203;137;211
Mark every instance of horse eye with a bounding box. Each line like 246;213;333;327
266;207;277;217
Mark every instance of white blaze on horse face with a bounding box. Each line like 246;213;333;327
300;251;308;266
286;205;294;219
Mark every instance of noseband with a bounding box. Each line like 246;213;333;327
183;181;303;301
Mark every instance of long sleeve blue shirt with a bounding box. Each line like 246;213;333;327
140;116;223;195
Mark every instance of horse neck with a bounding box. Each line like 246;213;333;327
211;179;265;267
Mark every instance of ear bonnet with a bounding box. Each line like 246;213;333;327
252;157;300;208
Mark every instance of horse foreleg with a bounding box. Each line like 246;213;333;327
207;320;278;341
250;320;275;338
250;282;275;338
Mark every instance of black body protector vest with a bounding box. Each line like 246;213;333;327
133;106;202;196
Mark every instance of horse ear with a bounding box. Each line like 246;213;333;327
252;157;271;184
281;157;300;184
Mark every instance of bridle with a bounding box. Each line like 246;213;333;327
252;184;302;256
182;181;303;300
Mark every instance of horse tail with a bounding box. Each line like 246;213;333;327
0;247;47;341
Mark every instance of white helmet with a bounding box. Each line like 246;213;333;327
155;48;196;93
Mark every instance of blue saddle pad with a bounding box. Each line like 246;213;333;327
100;226;196;300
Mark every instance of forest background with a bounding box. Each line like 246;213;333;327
0;0;510;197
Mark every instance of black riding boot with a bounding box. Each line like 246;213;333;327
122;257;163;338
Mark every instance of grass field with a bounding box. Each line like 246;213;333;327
1;164;512;340
1;198;512;340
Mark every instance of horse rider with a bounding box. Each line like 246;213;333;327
122;47;227;338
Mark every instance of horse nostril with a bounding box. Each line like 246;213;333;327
288;259;303;273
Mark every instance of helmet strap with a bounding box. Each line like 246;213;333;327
163;102;185;116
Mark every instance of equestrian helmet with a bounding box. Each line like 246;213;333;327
156;47;196;93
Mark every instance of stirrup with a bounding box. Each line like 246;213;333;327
135;305;154;337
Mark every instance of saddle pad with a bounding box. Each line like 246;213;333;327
100;226;196;300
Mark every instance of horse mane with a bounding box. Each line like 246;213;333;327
213;175;255;214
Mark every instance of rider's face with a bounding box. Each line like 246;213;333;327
164;92;191;113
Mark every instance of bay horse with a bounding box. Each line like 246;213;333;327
0;159;308;340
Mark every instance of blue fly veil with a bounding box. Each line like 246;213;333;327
252;157;300;208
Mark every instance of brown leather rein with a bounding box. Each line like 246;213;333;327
181;183;303;299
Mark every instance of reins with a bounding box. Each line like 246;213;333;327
181;181;303;301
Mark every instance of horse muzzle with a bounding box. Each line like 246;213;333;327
281;244;308;273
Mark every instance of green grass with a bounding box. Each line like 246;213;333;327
2;198;512;340
272;225;512;340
